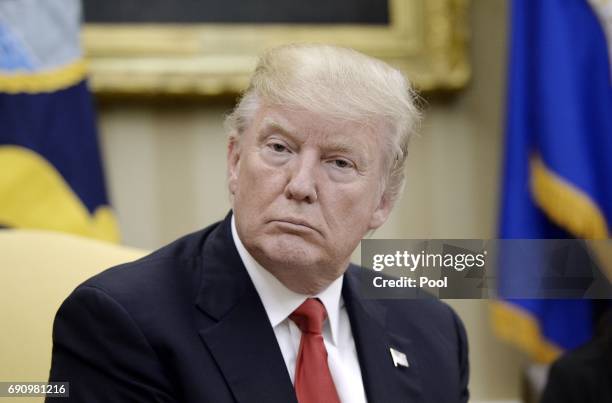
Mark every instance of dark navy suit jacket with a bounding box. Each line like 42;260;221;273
47;213;469;402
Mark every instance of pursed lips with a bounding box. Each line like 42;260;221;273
269;218;322;236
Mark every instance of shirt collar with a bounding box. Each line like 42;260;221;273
231;215;343;345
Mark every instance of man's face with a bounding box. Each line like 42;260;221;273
228;103;393;293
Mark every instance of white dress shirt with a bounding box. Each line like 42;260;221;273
231;216;367;403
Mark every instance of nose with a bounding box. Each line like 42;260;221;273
284;154;318;203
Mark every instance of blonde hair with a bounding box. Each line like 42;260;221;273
225;43;420;204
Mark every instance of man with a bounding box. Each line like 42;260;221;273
47;44;469;402
540;310;612;403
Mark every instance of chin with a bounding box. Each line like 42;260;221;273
256;233;324;270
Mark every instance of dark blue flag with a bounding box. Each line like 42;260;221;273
493;0;612;362
0;0;119;242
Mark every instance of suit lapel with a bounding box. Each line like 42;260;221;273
343;268;423;403
194;214;297;403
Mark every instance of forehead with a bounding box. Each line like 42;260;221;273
248;104;384;149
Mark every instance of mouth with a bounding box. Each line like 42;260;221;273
269;218;322;236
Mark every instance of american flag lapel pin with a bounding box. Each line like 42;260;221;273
389;347;409;368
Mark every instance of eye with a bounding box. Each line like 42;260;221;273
269;142;289;153
331;159;353;169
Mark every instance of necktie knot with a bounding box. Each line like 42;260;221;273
289;298;327;335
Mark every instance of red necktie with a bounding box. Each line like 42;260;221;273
289;298;341;403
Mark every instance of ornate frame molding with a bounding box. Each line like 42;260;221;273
82;0;470;96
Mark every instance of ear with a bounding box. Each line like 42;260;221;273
368;192;394;230
227;134;241;196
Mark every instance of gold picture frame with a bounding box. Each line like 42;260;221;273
82;0;470;96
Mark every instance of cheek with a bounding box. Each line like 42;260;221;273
323;185;378;226
235;155;287;202
337;180;383;226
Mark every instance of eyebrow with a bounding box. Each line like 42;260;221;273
258;118;296;139
323;140;362;155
